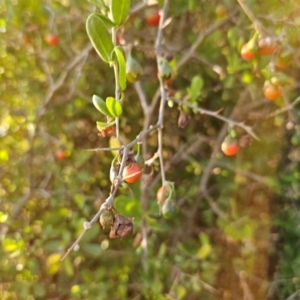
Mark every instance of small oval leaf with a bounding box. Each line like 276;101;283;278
106;97;123;117
86;13;114;63
110;0;131;26
96;120;116;130
113;46;127;91
92;95;114;117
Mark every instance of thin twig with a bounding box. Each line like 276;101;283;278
218;161;270;185
176;269;221;296
267;95;300;118
155;0;170;185
61;124;161;261
150;135;209;188
199;122;229;219
86;147;122;152
236;0;271;36
172;98;260;140
61;147;128;261
177;12;238;69
134;81;149;115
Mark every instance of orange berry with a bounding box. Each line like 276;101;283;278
240;43;256;60
263;81;283;101
123;163;142;183
45;34;60;46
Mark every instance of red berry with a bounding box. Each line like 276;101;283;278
45;34;60;46
146;11;160;27
123;163;142;183
258;37;277;56
221;140;239;156
55;150;67;160
263;81;283;101
240;43;256;60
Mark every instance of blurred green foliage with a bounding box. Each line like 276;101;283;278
1;0;300;299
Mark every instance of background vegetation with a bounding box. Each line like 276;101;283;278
1;0;300;299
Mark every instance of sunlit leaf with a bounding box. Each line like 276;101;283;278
0;211;8;223
46;253;62;275
187;75;203;103
0;149;9;162
110;0;131;26
112;46;127;90
175;285;187;299
92;95;114;117
3;238;20;252
114;195;142;218
196;243;212;259
106;97;123;117
86;13;114;63
0;18;6;33
90;13;116;28
96;120;116;130
199;232;209;245
71;285;81;294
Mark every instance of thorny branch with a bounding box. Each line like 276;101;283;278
62;0;298;263
177;11;238;68
267;95;300;118
61;147;128;261
172;98;260;140
61;124;161;261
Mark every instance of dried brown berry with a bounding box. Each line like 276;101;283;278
178;110;191;129
109;213;133;239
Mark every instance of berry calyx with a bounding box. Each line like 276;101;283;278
161;198;176;219
156;185;170;205
158;59;173;81
126;52;143;83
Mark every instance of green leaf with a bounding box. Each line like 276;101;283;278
46;253;62;275
92;95;114;117
114;195;143;218
96;120;116;130
106;97;123;117
196;243;212;259
110;0;131;26
187;75;203;102
81;243;102;257
86;13;114;63
112;46;127;91
92;13;116;28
